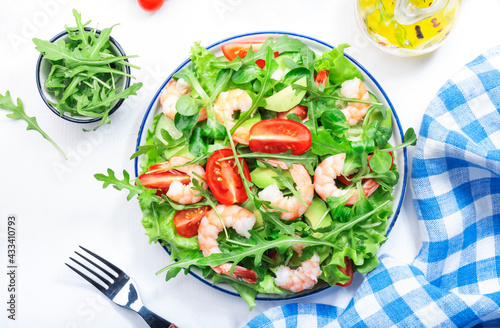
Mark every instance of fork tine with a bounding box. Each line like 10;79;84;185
75;250;115;279
79;246;122;274
65;263;107;293
70;256;111;286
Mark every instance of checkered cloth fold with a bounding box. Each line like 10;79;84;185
245;46;500;328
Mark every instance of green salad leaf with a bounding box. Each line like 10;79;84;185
95;34;418;310
313;43;364;84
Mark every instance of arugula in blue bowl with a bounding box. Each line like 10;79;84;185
34;9;142;131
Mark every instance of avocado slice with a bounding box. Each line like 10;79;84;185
250;168;292;190
264;76;307;112
154;114;183;143
367;93;392;128
304;197;332;229
153;115;195;160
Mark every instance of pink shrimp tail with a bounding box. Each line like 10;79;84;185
213;263;258;283
345;179;380;205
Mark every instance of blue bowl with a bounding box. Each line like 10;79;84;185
35;27;131;124
134;31;408;301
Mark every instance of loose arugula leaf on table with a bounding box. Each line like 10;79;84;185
0;91;66;159
94;168;151;201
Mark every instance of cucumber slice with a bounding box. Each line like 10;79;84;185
154;114;183;144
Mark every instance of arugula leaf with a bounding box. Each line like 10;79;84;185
310;129;351;156
221;150;317;176
157;232;334;274
0;91;66;159
94;169;148;201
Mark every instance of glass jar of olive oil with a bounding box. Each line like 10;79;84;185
355;0;461;56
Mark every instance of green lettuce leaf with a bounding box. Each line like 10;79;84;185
313;44;363;85
139;192;200;261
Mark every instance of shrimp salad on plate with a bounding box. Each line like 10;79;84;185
97;34;416;309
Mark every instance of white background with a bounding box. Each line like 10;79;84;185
0;0;499;327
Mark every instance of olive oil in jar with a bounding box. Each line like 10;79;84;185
356;0;461;56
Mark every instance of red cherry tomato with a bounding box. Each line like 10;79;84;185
173;206;210;237
337;174;353;186
138;170;190;190
137;0;165;11
315;70;329;87
221;42;279;69
206;149;251;205
249;119;312;155
336;257;354;287
277;105;309;121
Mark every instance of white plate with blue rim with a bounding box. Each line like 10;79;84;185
134;31;408;301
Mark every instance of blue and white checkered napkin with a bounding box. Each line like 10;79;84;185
245;46;500;328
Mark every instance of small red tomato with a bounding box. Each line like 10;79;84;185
173;206;210;237
336;257;354;287
277;105;309;121
138;169;190;190
315;70;329;87
221;41;279;69
249;119;312;155
206;149;252;205
138;0;165;12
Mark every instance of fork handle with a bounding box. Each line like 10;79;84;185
138;306;177;328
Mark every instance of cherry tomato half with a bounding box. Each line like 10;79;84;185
137;0;165;12
336;257;354;287
315;70;329;87
337;174;353;186
249;119;312;155
138;169;189;190
206;149;251;205
277;105;309;122
173;206;210;237
221;42;279;69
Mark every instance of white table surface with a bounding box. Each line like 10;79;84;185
1;1;498;327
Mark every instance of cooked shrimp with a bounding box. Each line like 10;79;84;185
198;205;258;283
159;78;207;122
158;156;207;204
258;162;314;220
274;253;322;292
213;89;253;144
314;154;379;206
340;77;370;126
